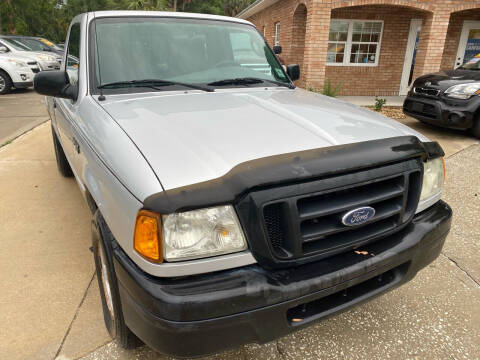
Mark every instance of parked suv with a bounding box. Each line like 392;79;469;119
404;54;480;138
0;36;61;71
0;53;39;94
34;11;452;357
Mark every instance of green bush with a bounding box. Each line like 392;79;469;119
321;79;343;97
306;80;342;97
374;97;387;111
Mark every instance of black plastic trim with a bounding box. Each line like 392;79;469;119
143;136;444;214
404;94;480;130
13;81;33;88
114;200;452;357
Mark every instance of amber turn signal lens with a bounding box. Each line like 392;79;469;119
442;157;446;183
134;210;163;263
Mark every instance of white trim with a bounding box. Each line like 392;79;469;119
326;19;384;67
237;0;280;19
274;22;280;45
399;19;422;96
455;20;480;68
416;191;442;214
139;251;257;277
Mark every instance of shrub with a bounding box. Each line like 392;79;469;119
321;79;342;97
306;80;342;97
374;97;387;111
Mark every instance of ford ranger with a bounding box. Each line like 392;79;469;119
34;11;452;357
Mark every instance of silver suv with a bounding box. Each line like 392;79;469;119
34;11;452;357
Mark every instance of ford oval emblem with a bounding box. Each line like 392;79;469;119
342;207;376;227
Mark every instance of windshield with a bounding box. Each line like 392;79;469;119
1;38;32;51
92;17;289;92
12;38;60;52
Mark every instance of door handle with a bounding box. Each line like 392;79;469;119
52;98;57;108
72;137;80;154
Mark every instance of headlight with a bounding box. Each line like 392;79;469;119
163;205;247;262
420;158;444;202
444;83;480;99
7;59;27;67
37;55;55;61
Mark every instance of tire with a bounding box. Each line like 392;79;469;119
0;70;13;95
92;210;141;349
51;126;73;177
471;117;480;139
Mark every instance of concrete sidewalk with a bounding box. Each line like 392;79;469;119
0;124;111;360
0;113;479;360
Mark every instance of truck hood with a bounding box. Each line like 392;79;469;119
99;88;428;191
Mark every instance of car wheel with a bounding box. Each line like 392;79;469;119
471;117;480;139
0;70;13;95
51;126;73;177
92;210;141;349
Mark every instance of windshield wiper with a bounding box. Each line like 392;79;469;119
98;79;214;92
207;77;294;89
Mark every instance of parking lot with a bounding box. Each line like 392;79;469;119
0;90;479;360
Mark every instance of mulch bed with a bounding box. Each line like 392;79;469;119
364;106;406;120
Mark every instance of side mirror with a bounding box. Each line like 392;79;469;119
34;70;78;101
286;64;300;81
0;46;9;53
273;45;282;55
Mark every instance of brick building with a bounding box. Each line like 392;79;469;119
238;0;480;95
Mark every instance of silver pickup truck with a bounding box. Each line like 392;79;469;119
34;11;452;357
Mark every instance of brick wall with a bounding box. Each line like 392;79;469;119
244;0;480;96
248;0;309;59
326;5;427;96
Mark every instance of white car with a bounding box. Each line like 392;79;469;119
0;37;61;71
0;53;39;94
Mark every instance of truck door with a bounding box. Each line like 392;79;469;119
54;22;81;174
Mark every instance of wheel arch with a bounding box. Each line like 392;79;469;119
0;67;13;83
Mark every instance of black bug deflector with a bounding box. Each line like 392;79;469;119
143;136;444;214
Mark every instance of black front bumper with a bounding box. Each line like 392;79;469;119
13;81;33;89
114;201;452;358
403;94;479;130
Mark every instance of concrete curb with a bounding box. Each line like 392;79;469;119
0;117;49;148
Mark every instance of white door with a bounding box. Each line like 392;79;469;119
399;19;422;95
455;21;480;67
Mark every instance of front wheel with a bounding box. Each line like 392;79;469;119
0;70;13;95
92;211;140;349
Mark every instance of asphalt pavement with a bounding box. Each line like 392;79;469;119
0;92;479;360
0;89;49;146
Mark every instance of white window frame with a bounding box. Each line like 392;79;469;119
327;19;384;67
263;25;266;37
274;22;280;46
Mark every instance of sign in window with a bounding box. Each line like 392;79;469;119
463;29;480;64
